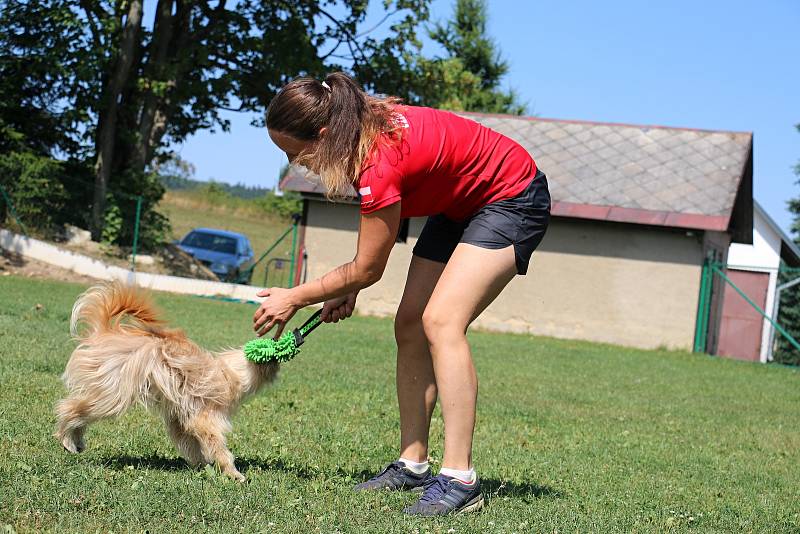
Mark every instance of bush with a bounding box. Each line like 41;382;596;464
0;151;169;251
104;169;171;252
253;190;302;219
0;151;67;234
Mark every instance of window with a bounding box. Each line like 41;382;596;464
181;232;238;254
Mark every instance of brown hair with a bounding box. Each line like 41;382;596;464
266;72;402;200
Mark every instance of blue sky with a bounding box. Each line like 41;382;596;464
171;0;800;231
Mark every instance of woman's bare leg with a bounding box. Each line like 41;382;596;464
421;243;517;470
395;255;446;462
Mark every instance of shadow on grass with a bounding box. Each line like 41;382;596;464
97;455;563;501
97;454;322;480
100;454;188;471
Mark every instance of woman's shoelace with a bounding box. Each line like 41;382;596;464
370;461;403;481
419;476;449;504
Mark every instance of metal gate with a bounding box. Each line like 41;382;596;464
694;260;800;364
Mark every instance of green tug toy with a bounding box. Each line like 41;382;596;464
244;309;323;363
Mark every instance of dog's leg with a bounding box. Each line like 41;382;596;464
54;396;94;453
164;415;205;466
186;411;244;482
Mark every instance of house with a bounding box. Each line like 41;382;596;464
281;111;754;351
720;202;800;362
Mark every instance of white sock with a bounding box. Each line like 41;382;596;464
399;457;429;474
439;466;476;484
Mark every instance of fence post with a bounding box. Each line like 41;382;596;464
694;259;715;353
287;213;300;288
0;183;29;237
694;259;709;352
131;195;142;272
700;261;715;352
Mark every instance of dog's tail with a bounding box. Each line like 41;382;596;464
70;282;165;340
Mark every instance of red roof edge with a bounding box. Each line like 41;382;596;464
551;201;730;232
283;171;733;232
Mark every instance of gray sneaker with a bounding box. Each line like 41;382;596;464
403;474;484;516
353;461;432;492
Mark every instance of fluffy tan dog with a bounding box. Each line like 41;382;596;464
54;282;278;481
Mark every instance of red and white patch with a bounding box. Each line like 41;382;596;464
359;186;373;206
391;112;409;129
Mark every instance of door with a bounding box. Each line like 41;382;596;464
717;269;770;362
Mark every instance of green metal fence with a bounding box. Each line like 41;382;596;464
1;177;303;287
694;260;800;364
0;182;29;237
0;173;147;269
231;215;301;287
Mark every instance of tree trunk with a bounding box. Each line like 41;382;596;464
138;0;198;172
0;191;7;225
91;0;143;241
132;0;175;172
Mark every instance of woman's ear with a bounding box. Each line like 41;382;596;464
318;126;327;138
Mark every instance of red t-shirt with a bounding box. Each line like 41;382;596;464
357;106;537;221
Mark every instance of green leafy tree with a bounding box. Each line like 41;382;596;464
359;0;524;114
2;0;522;246
0;0;431;246
776;123;800;365
0;1;86;156
0;1;95;233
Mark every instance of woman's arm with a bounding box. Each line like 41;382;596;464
252;202;401;336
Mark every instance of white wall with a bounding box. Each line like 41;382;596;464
728;210;781;270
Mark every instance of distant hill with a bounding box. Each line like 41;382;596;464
160;175;272;199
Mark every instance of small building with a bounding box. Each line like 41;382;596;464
281;112;754;351
720;202;800;362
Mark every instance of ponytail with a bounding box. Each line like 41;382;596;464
266;72;402;200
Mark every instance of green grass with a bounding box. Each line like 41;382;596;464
1;275;799;533
159;190;296;286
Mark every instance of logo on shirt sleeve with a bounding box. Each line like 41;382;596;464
359;186;373;206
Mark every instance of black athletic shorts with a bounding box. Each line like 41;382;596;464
412;169;551;275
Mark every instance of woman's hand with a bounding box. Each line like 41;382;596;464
321;292;358;323
253;287;299;338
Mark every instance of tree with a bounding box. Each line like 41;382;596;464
0;1;94;233
358;0;525;114
776;123;800;365
0;1;86;157
0;0;431;244
789;123;800;237
2;0;523;247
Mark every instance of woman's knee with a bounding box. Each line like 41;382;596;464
421;307;466;346
394;302;425;345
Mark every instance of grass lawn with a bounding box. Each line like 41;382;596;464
1;275;799;533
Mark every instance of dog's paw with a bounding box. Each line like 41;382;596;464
226;470;246;483
59;435;85;454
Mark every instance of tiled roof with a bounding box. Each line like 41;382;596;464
280;112;753;232
281;166;337;196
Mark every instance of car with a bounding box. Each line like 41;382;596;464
176;228;255;284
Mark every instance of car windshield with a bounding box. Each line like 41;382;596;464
182;232;237;254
